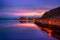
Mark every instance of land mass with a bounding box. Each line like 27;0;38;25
39;7;60;26
35;7;60;40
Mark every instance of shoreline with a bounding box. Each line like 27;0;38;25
34;21;60;40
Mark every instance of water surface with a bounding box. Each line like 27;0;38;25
0;20;56;40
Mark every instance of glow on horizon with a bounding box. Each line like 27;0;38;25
10;10;48;17
12;12;45;16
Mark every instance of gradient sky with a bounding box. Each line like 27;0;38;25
0;0;60;19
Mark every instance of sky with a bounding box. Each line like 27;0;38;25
0;0;60;19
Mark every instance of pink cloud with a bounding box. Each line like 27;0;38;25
9;9;48;16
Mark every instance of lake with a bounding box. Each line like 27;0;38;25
0;20;56;40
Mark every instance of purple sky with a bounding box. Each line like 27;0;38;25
0;0;60;19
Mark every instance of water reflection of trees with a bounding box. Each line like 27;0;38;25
19;17;40;23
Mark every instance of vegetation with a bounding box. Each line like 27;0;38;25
41;7;60;19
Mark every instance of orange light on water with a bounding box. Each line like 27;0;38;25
48;21;52;24
41;28;52;36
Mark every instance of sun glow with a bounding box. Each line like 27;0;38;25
12;12;45;16
8;9;48;17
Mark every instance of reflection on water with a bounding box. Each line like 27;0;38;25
19;20;33;23
0;20;56;40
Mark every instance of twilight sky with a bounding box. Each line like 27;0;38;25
0;0;60;19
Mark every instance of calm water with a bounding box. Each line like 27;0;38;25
0;20;56;40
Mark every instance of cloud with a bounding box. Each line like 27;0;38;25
0;8;48;17
0;0;60;19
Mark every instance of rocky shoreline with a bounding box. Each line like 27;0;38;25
35;21;60;40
